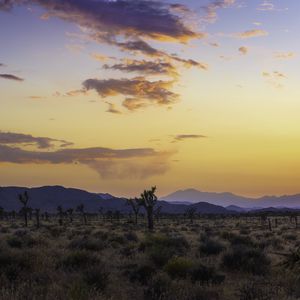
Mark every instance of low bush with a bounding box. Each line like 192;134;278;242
222;245;270;275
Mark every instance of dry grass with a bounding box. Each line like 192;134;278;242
0;215;299;299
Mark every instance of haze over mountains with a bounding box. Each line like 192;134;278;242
0;186;300;213
161;188;300;209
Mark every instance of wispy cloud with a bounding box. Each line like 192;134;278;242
0;73;24;81
0;131;174;179
235;29;268;39
238;46;248;55
202;0;236;23
257;0;288;12
173;134;207;142
274;52;295;60
103;59;179;78
0;131;73;149
262;71;287;88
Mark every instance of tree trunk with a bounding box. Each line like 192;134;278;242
147;208;154;231
24;209;28;227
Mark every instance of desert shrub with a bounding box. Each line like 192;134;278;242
189;263;225;285
163;281;222;300
109;234;127;246
92;230;109;241
238;279;281;300
199;239;225;256
0;249;35;282
120;244;136;257
124;231;138;242
68;237;105;251
221;231;236;240
58;251;101;271
164;257;193;279
282;248;300;270
284;273;300;298
47;226;65;238
6;236;23;248
124;262;156;285
144;272;171;300
229;234;255;247
83;265;110;291
240;228;250;235
6;234;43;249
222;245;270;275
141;234;189;266
283;233;297;241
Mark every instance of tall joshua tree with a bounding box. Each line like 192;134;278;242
34;208;40;228
127;198;141;225
76;204;87;225
66;208;74;223
18;191;29;227
57;206;63;226
139;186;157;231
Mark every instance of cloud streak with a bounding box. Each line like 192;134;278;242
0;131;174;179
0;73;24;81
235;29;268;39
173;134;207;142
0;131;73;149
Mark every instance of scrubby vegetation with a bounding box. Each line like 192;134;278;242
0;188;299;299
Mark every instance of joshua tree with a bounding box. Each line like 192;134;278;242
34;208;40;228
98;207;104;221
57;206;64;226
127;198;141;225
76;204;87;225
138;186;158;231
0;206;4;220
185;207;197;224
18;191;29;227
154;205;162;222
66;208;73;223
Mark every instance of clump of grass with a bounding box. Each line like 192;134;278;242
199;238;225;256
222;245;270;275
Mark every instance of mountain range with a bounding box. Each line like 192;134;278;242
0;186;300;214
161;188;300;209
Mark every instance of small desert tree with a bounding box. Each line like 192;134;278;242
138;186;158;231
154;205;162;222
76;204;87;225
18;191;29;227
34;208;40;228
57;206;64;226
185;207;197;224
66;208;74;223
127;198;141;225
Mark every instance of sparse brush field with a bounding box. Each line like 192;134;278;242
0;215;299;300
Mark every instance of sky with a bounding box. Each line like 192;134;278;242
0;0;299;198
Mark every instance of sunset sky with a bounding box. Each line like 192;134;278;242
0;0;299;197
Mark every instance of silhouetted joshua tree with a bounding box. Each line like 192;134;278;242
127;198;141;225
154;205;162;222
76;204;87;225
66;208;74;223
138;186;158;231
0;207;4;220
34;208;40;228
185;207;197;224
18;191;29;227
57;206;64;226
